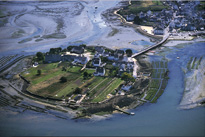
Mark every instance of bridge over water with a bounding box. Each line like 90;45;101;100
131;34;169;58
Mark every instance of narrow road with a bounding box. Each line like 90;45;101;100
133;58;138;78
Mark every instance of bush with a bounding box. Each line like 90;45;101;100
121;72;135;82
74;87;82;94
83;71;88;79
60;76;67;83
36;52;44;61
125;49;133;57
37;69;41;76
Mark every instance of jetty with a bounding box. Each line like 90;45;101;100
114;105;135;115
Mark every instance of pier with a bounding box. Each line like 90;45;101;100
114;105;135;115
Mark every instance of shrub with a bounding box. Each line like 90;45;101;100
60;76;67;83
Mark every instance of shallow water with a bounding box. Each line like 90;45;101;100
0;42;204;136
131;40;154;46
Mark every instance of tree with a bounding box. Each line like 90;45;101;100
83;71;88;79
62;67;66;71
133;16;143;25
62;48;67;52
121;72;135;82
60;76;67;83
74;87;82;94
49;47;62;54
67;46;74;51
101;56;108;62
36;52;44;61
88;73;92;77
110;66;119;77
37;69;41;76
125;49;133;57
79;44;86;49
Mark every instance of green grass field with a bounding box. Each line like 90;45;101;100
22;63;88;98
92;78;123;102
144;61;168;102
22;62;124;102
118;0;168;15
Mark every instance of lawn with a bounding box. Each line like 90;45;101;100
145;88;158;101
118;0;168;15
144;60;169;102
22;62;125;101
92;78;124;102
85;77;105;90
88;78;113;99
21;62;91;98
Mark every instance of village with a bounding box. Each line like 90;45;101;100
17;42;169;116
121;1;204;36
31;45;138;104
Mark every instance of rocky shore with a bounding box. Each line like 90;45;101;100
180;58;205;109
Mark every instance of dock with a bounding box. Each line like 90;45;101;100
114;105;135;115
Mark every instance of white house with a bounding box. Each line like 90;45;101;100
126;14;136;21
92;58;101;67
74;56;88;64
121;84;132;91
139;11;146;19
154;27;164;35
95;46;105;55
147;10;152;17
93;67;105;76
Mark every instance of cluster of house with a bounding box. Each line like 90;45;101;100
92;46;134;77
126;1;204;35
45;46;88;65
45;46;136;91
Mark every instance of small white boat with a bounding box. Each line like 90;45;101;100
130;112;135;115
177;57;180;59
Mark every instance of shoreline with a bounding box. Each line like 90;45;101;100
179;58;205;109
0;1;205;119
1;39;204;120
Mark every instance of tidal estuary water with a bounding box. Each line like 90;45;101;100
0;42;204;136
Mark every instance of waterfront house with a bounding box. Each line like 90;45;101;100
71;46;84;54
102;51;109;57
126;14;136;21
181;24;196;31
95;46;105;55
114;50;124;61
45;54;62;63
153;27;164;35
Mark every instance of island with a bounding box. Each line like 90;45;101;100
7;43;167;118
0;0;204;121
